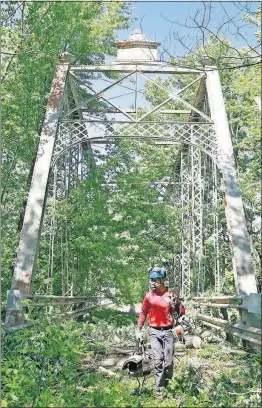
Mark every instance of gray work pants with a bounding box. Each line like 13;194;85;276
149;327;174;392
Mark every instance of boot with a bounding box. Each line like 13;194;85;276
156;388;165;402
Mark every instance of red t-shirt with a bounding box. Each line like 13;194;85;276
137;287;185;329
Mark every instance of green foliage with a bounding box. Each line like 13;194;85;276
2;5;261;406
220;269;236;294
91;308;138;327
2;321;85;406
144;26;261;288
3;3;260;300
2;313;261;407
1;1;131;296
34;139;182;302
168;363;202;397
164;352;261;407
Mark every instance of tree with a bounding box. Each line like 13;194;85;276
1;1;131;294
141;24;261;283
34;139;182;303
158;2;261;71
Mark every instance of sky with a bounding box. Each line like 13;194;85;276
91;2;260;154
106;1;260;63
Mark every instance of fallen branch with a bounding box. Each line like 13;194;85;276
98;366;120;378
108;348;133;356
198;364;216;371
227;390;261;395
76;386;91;393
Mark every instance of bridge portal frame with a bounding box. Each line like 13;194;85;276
6;57;257;329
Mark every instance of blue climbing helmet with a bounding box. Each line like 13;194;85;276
148;265;167;279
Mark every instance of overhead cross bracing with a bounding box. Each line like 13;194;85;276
52;63;219;298
6;30;257;333
54;66;218;296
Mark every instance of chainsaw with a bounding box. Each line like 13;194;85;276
122;339;151;378
122;339;152;395
173;315;196;342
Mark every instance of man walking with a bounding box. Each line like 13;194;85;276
135;265;185;400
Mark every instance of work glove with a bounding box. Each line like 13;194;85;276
135;328;142;342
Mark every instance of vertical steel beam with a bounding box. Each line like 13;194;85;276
172;158;182;292
180;149;191;296
190;143;203;295
212;159;220;293
206;68;257;296
201;156;211;294
173;253;182;292
7;62;69;308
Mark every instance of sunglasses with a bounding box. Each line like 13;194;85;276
150;278;162;282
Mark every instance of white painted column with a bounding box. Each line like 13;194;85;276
205;67;257;296
10;62;69;297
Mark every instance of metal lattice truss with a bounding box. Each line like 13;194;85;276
180;149;191;295
55;121;217;160
8;59;256;320
45;67;222;297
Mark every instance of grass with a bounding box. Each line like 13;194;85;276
2;308;261;407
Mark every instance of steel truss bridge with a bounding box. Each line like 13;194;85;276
5;33;260;346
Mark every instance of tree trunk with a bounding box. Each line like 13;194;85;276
220;308;234;343
184;335;202;348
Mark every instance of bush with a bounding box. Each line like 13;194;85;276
2;321;85;406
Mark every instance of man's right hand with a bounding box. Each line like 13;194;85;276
135;328;142;341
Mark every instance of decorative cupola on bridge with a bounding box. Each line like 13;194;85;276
114;28;161;65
